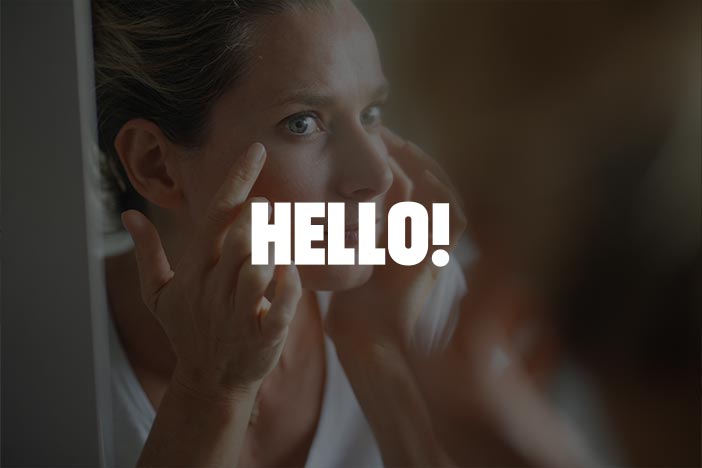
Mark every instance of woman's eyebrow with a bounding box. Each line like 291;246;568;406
370;82;390;101
271;82;390;109
273;88;335;108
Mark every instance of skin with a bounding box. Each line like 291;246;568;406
116;2;700;467
109;1;465;466
107;1;610;466
159;0;392;291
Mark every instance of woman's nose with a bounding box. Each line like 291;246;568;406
334;130;393;202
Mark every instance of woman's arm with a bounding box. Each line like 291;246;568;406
332;334;453;467
325;128;467;466
137;377;258;467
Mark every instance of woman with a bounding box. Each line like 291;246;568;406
95;1;470;466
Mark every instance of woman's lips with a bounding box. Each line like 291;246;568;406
345;228;359;244
323;219;381;247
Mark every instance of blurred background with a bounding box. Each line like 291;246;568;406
358;1;700;466
3;0;700;466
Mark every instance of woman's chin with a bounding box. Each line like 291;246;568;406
298;264;374;292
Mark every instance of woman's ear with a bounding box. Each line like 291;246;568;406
114;118;184;209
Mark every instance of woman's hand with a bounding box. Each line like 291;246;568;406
326;128;467;352
322;129;465;467
122;142;302;401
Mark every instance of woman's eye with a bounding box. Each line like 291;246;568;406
285;114;320;136
361;105;383;127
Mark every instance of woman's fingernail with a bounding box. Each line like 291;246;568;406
120;210;136;231
246;143;266;164
383;128;406;147
408;141;423;154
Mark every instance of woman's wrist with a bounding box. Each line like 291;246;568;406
171;362;262;406
138;363;260;467
331;328;409;372
325;304;413;357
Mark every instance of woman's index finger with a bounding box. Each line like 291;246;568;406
203;142;266;228
381;126;410;155
189;143;267;270
382;127;458;194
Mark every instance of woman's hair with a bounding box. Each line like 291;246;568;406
92;0;331;224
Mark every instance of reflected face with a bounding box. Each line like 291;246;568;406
177;0;393;291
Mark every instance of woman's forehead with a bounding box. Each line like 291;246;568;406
234;0;386;109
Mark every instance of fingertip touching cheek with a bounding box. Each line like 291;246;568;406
178;0;393;291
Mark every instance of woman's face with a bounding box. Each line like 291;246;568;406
176;0;393;291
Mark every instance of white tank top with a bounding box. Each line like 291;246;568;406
107;259;468;468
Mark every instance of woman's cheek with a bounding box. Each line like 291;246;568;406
255;142;331;203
